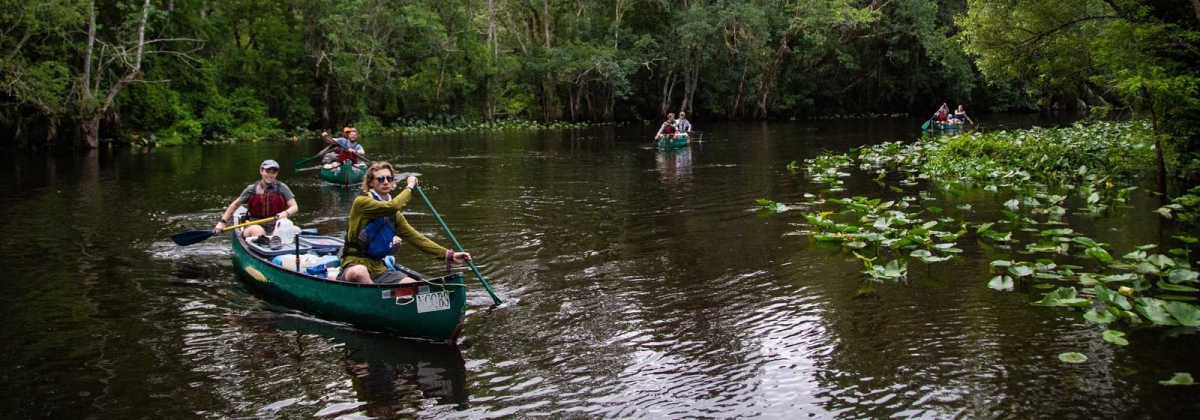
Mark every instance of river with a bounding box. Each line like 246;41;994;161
1;115;1196;419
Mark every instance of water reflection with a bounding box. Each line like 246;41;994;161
271;316;470;413
654;146;693;187
4;116;1200;419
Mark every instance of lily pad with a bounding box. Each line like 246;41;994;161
1159;373;1195;386
1157;281;1199;293
1084;308;1116;324
1058;352;1088;363
1102;329;1128;346
1163;301;1200;326
988;275;1014;291
1169;269;1199;284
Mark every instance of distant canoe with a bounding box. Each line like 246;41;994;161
656;133;689;149
319;163;367;185
924;122;964;132
231;223;468;343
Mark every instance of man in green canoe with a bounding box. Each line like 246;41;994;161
339;161;473;284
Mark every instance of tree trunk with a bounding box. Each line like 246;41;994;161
753;34;791;119
731;58;748;119
435;57;446;111
321;82;331;127
76;0;151;149
1192;0;1200;24
1143;86;1167;195
660;68;676;117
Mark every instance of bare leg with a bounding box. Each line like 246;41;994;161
343;265;373;284
242;225;267;238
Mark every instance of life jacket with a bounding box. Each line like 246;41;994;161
346;191;396;259
336;149;359;164
247;181;287;219
335;139;360;163
663;122;676;134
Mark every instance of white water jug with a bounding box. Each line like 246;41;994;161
274;218;298;244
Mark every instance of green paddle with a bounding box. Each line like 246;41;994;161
413;185;502;305
293;145;332;168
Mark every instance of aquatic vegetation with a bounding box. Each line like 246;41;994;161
1058;352;1088;363
776;121;1200;345
1159;373;1195;386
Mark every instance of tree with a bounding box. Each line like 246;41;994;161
958;0;1200;191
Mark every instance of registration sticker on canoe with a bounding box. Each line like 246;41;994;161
381;288;415;299
415;291;450;313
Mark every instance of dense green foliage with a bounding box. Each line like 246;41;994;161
957;0;1200;186
3;0;1029;147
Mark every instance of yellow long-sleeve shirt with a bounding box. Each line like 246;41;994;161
340;188;449;275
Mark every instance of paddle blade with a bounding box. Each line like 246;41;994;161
921;120;931;130
171;230;214;246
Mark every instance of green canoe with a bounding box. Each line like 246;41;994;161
231;226;468;343
656;133;689;149
319;163;368;185
924;122;964;132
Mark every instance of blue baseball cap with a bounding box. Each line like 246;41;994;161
260;159;280;170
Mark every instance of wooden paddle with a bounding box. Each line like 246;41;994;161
413;185;502;305
171;217;277;246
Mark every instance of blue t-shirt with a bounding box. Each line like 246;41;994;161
333;138;363;152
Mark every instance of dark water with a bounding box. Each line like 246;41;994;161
2;116;1197;419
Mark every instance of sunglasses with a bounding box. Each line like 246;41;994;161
374;175;396;183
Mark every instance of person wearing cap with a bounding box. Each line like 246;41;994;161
676;112;693;136
320;126;366;168
212;159;300;238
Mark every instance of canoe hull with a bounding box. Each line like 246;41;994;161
924;123;963;132
319;164;367;185
656;133;689;149
231;233;467;343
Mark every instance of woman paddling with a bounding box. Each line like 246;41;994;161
338;161;473;284
954;104;974;125
212;159;299;238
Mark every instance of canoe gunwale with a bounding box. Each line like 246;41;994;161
232;229;464;289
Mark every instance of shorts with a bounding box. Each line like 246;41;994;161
336;264;408;284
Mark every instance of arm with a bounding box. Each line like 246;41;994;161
320;132;338;146
275;198;299;220
394;215;450;259
213;198;244;233
351;189;413;218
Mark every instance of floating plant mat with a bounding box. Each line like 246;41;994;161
762;121;1200;350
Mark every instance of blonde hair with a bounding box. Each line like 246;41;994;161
361;161;396;194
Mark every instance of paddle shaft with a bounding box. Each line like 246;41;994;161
222;216;277;232
171;216;277;246
413;186;502;305
294;145;333;167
